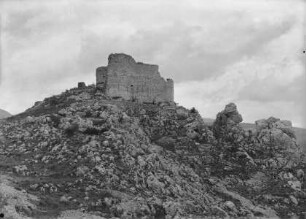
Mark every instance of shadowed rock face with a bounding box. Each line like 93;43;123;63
212;103;243;139
0;109;11;119
96;53;174;103
222;103;243;125
214;103;243;127
255;117;295;139
255;117;301;167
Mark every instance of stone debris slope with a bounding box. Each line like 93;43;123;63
0;175;39;219
0;85;305;218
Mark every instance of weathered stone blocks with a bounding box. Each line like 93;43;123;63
96;53;174;103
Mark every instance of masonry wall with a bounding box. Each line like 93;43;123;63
96;67;108;92
96;53;174;102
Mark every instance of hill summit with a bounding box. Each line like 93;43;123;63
1;51;306;218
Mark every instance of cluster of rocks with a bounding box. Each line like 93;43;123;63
211;104;306;217
215;103;243;126
0;85;305;218
212;103;244;142
255;117;298;150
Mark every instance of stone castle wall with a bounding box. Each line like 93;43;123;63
96;53;174;102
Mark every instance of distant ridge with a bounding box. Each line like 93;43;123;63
203;117;215;125
0;109;11;119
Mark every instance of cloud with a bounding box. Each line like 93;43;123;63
174;0;305;127
175;51;305;127
0;0;305;128
75;10;297;82
175;72;306;128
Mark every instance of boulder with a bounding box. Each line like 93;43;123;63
146;173;165;193
224;201;236;212
176;107;189;120
155;136;176;151
25;116;35;123
214;103;243;127
224;102;237;114
255;119;268;132
288;180;302;191
255;116;300;166
213;103;244;139
13;165;29;176
211;206;229;218
289;195;298;205
274;120;296;139
256;117;294;138
296;169;305;180
76;166;89;177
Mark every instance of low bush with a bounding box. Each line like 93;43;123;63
190;107;198;113
49;114;61;128
64;123;79;137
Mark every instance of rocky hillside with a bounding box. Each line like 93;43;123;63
0;85;305;219
0;109;11;119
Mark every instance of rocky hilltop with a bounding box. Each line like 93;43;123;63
0;85;305;218
0;109;11;119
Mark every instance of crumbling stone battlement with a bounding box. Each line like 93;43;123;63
96;53;174;103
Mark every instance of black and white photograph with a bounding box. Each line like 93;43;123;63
0;0;305;218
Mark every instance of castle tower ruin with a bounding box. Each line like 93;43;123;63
96;53;174;103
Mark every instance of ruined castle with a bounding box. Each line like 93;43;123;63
96;53;174;103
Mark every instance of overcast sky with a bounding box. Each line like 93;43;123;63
0;0;305;127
